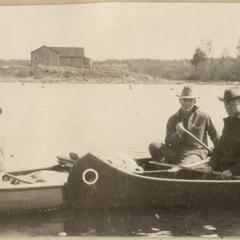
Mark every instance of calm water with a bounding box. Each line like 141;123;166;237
0;82;238;237
1;207;240;237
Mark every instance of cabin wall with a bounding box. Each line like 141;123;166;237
31;46;91;68
59;56;91;68
31;46;59;66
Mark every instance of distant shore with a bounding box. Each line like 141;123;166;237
0;75;237;86
0;64;239;85
0;76;237;86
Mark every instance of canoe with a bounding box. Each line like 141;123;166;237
0;162;71;216
66;152;240;209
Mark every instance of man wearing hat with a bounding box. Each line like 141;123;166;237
149;86;219;167
209;87;240;177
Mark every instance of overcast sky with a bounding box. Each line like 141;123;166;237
0;3;240;60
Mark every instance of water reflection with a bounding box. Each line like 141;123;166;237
0;83;237;237
0;210;65;236
64;207;240;237
1;207;240;236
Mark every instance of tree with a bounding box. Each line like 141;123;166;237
236;37;240;57
200;39;212;58
191;47;207;66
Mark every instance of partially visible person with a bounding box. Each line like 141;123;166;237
149;86;219;167
0;108;5;174
209;87;240;178
0;107;5;179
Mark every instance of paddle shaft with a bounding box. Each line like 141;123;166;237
181;127;222;160
149;160;208;171
4;173;34;184
149;161;240;179
181;127;213;153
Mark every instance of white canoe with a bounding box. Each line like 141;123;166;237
0;164;69;216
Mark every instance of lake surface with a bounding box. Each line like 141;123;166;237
0;82;239;237
1;207;240;237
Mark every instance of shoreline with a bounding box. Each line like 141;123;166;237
0;76;239;85
1;64;240;86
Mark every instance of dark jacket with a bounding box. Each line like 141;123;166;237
209;116;240;175
165;106;219;156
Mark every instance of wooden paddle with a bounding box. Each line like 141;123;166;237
146;123;212;170
149;160;209;172
181;127;213;153
2;172;35;184
148;160;240;179
176;123;222;166
147;125;214;173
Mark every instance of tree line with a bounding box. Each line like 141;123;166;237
1;39;240;83
94;57;240;82
94;39;240;82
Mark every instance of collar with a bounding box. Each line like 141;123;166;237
224;114;240;122
176;105;199;117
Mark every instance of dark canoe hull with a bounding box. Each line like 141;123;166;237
0;164;69;215
66;153;240;209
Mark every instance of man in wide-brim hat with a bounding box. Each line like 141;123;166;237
209;87;240;177
149;86;219;167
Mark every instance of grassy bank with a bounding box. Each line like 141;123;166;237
0;64;179;84
0;57;240;84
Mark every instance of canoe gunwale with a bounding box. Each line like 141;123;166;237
0;183;66;192
0;164;68;191
90;154;240;183
118;165;240;184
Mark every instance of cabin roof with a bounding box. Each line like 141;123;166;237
31;45;85;57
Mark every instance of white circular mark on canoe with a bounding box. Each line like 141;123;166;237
82;168;99;185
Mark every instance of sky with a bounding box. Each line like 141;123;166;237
0;3;240;60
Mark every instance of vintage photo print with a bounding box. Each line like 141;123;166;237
0;1;239;239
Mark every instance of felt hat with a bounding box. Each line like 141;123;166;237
177;86;199;99
219;87;240;102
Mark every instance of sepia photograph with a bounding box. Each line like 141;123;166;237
0;1;240;238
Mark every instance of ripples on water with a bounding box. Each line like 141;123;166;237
0;207;240;237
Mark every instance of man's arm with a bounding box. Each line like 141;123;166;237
228;161;240;176
208;139;223;170
217;157;240;178
165;118;183;147
206;116;220;146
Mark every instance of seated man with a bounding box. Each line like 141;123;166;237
149;86;219;167
209;87;240;178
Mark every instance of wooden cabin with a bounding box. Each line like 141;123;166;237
31;45;91;68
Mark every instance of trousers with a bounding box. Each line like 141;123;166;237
148;141;208;167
